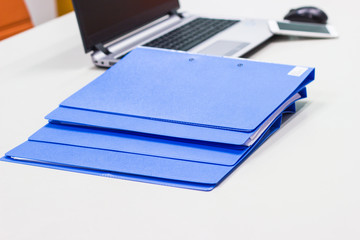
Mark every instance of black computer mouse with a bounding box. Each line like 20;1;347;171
284;6;328;24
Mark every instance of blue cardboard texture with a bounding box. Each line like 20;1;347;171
47;88;307;146
60;47;315;132
29;123;244;166
5;141;231;185
4;102;297;191
46;107;253;146
1;48;315;191
0;157;216;191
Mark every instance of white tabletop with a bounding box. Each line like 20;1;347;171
1;0;359;239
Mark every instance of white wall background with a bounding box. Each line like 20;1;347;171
24;0;57;26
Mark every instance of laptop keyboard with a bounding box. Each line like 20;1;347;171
144;17;240;51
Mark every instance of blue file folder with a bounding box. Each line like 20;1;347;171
2;47;315;191
47;47;314;146
2;112;284;191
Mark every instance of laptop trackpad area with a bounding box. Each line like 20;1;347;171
198;40;250;56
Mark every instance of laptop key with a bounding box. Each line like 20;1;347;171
144;18;239;51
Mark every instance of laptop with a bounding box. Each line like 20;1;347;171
72;0;273;68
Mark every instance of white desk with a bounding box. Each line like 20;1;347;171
1;0;359;239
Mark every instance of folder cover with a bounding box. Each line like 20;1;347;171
2;47;315;191
47;47;314;146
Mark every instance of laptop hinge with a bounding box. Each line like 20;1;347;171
169;10;183;18
94;43;111;55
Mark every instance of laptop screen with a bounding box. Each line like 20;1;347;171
72;0;180;53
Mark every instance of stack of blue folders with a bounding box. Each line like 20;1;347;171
1;47;314;191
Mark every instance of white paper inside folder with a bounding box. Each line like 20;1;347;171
244;93;301;146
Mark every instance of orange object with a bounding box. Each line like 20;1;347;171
0;0;33;40
56;0;73;16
